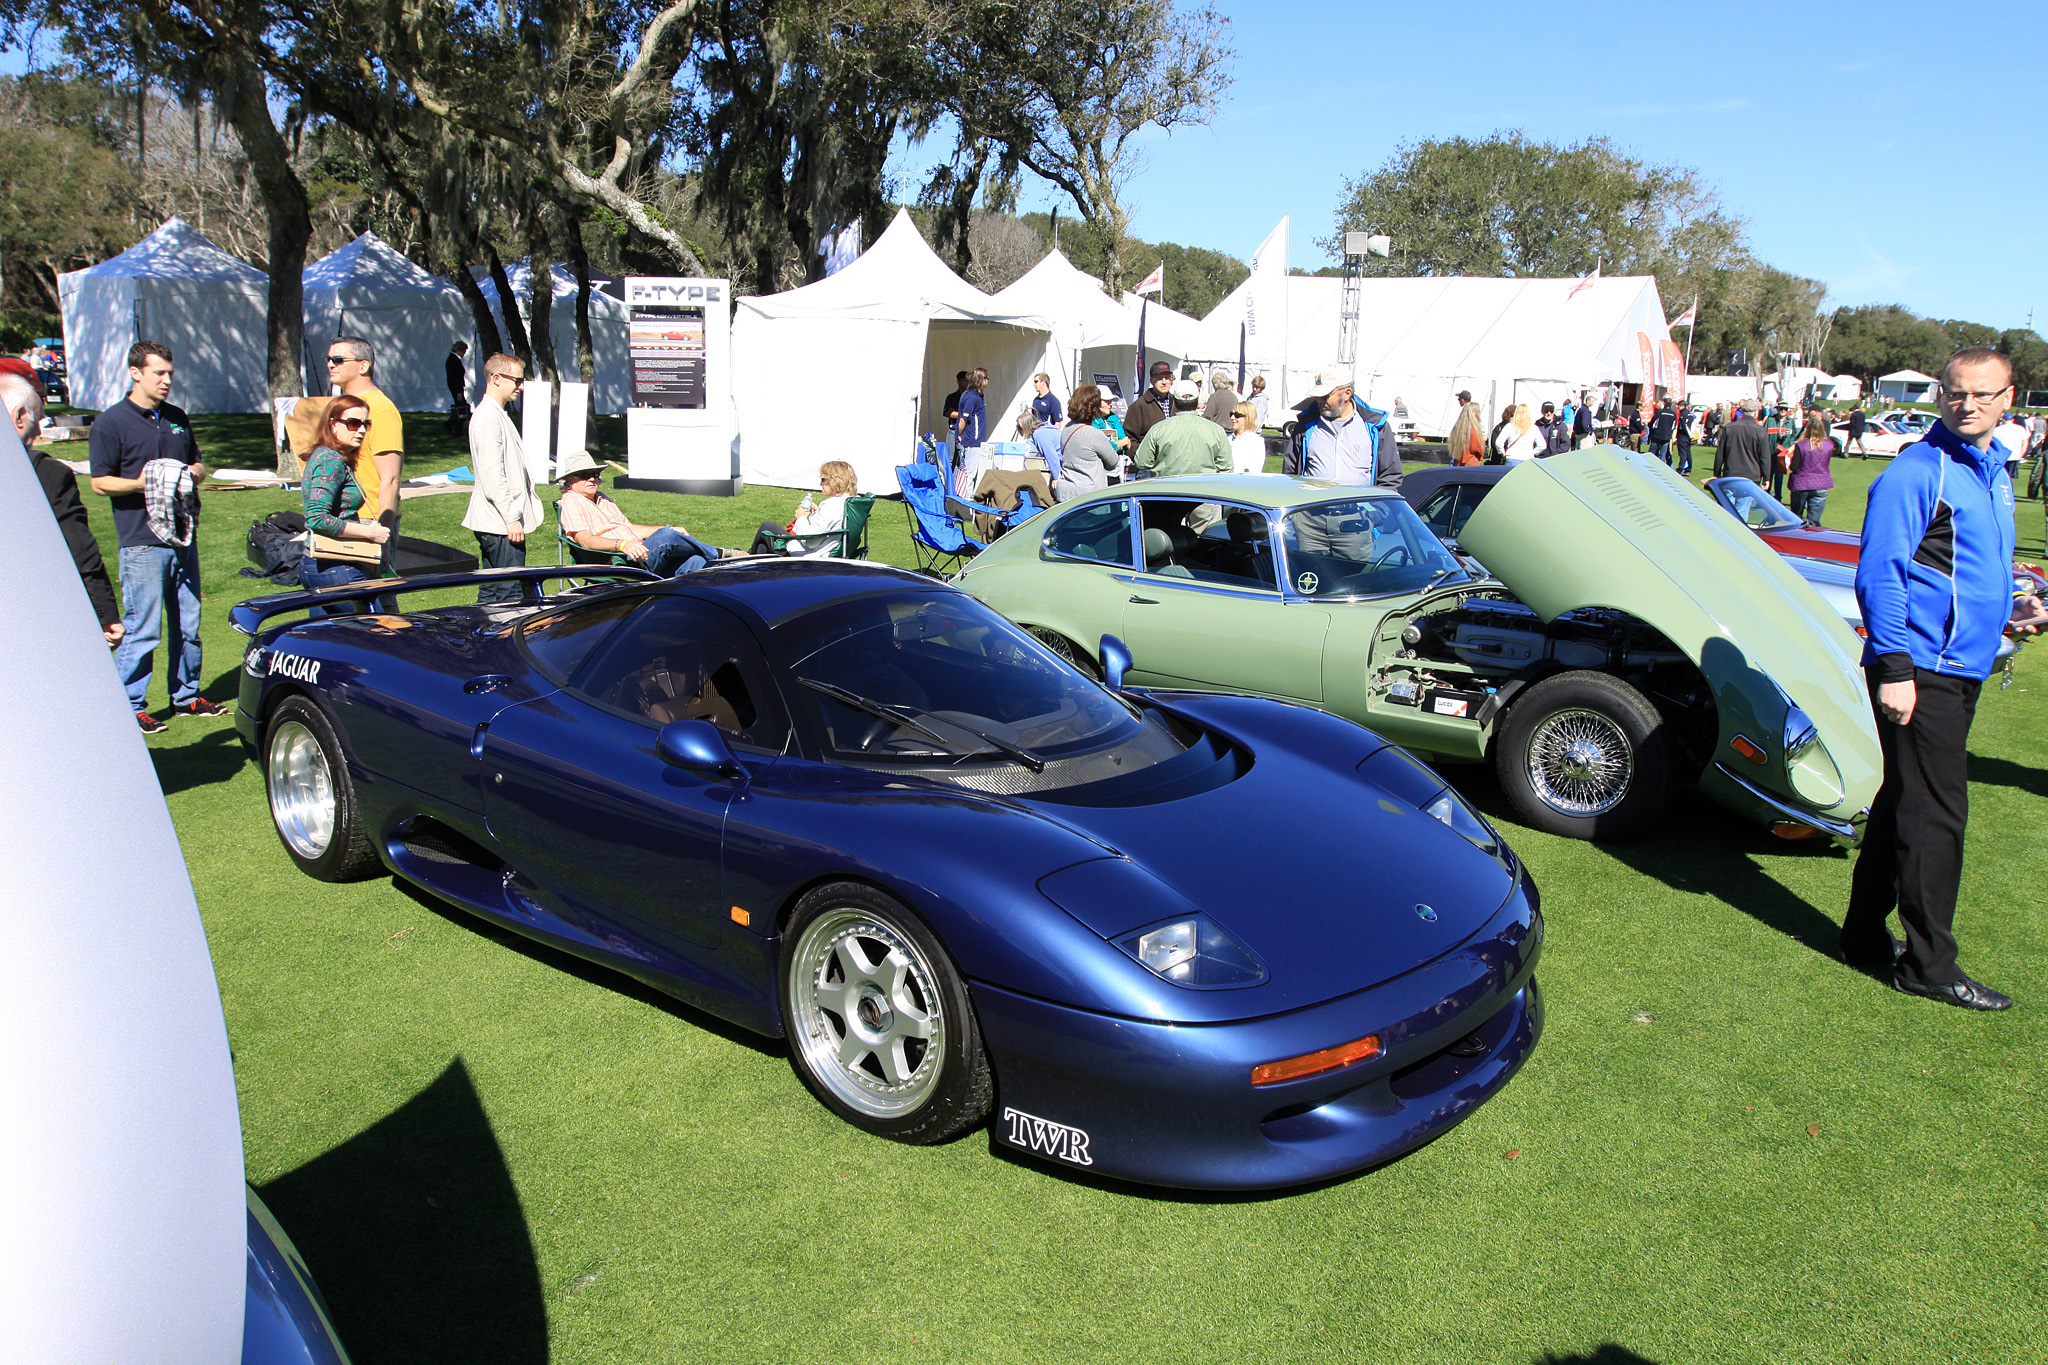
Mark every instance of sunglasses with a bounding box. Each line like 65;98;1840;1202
325;354;357;366
335;416;371;431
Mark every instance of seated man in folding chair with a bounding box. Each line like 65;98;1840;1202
556;451;729;575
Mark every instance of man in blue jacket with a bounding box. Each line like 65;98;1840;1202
1841;347;2044;1010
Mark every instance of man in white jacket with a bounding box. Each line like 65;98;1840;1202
462;353;545;603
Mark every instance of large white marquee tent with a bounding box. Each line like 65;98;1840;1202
58;217;270;414
301;233;475;414
475;261;632;413
731;209;1056;492
988;250;1193;400
1190;217;1681;437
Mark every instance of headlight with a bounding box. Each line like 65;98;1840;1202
1116;914;1266;988
1425;787;1500;856
1787;735;1845;808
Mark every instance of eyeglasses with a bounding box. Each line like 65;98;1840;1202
325;354;356;367
335;416;371;431
1942;385;2012;406
490;372;524;386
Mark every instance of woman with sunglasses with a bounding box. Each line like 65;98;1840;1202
299;396;391;602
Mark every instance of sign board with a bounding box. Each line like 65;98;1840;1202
621;277;739;494
520;379;552;491
1092;372;1124;399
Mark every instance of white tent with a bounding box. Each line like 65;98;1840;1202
1685;374;1760;407
1194;272;1678;438
1876;369;1938;404
1182;216;1292;400
57;217;269;414
1116;294;1204;388
302;233;474;413
989;250;1193;403
731;209;1057;492
475;261;631;414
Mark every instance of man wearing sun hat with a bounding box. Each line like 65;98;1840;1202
1300;367;1402;490
555;451;726;576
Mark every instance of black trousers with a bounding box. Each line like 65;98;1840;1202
1843;667;1982;984
474;530;527;603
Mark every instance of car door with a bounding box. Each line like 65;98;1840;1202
1019;494;1142;651
479;594;792;952
1118;496;1329;700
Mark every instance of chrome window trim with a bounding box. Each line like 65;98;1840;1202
1040;495;1139;570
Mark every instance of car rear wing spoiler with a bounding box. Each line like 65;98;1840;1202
229;565;660;636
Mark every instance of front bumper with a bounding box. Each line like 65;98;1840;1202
1705;761;1865;845
973;873;1542;1190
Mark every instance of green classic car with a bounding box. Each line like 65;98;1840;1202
952;450;1881;843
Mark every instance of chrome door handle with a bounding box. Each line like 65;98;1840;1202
1128;595;1158;604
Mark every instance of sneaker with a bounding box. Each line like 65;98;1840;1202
179;698;230;719
137;712;169;735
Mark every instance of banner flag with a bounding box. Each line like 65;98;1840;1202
1133;262;1164;296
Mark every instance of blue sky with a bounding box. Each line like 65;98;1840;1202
892;0;2047;330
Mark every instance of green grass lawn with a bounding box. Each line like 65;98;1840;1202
84;416;2048;1363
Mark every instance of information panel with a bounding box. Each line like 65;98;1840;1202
629;308;707;407
621;277;738;494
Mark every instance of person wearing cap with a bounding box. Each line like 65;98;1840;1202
1133;378;1233;479
1301;369;1401;490
462;352;545;604
1536;401;1571;456
556;452;725;576
1123;361;1178;447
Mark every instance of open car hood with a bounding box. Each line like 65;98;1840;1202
1457;447;1880;820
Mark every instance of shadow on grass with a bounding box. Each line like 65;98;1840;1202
1441;766;1849;957
258;1057;548;1364
1966;752;2048;798
151;726;248;796
1536;1348;1662;1365
390;877;781;1058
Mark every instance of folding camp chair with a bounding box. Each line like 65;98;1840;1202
752;494;875;559
557;530;633;568
896;461;986;576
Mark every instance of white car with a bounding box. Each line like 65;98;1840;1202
1831;419;1916;457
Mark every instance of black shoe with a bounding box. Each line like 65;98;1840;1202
1893;973;2013;1011
179;698;229;719
1839;934;1903;971
136;711;168;735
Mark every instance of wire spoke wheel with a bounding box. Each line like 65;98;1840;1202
790;907;948;1120
1525;708;1635;816
268;720;337;858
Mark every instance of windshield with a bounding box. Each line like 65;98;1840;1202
1712;478;1804;531
776;592;1141;764
1281;497;1468;598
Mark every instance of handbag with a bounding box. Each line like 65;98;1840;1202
309;531;381;565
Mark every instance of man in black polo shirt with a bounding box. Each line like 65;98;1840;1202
88;340;221;733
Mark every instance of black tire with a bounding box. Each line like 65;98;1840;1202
264;696;380;881
1028;627;1102;681
1493;670;1671;841
780;882;992;1145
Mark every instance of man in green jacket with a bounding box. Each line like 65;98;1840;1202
1134;379;1233;478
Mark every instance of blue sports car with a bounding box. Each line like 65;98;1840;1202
233;561;1541;1190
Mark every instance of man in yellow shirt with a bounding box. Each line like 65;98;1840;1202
324;336;404;563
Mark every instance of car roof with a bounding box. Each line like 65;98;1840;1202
1398;464;1512;505
1079;474;1400;508
652;557;954;627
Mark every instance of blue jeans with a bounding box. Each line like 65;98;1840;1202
115;543;203;711
299;560;370;617
1648;439;1671;465
1790;488;1829;527
643;527;721;577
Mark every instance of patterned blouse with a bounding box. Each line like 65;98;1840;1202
302;447;367;537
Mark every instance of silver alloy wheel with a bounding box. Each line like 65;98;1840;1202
1525;707;1635;817
268;720;337;858
789;907;946;1119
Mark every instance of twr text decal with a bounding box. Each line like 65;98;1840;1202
1001;1107;1093;1166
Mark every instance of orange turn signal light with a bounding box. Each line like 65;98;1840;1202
729;906;751;927
1730;735;1767;764
1771;822;1818;840
1252;1034;1383;1087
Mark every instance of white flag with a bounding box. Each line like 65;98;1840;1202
1133;262;1164;296
1670;299;1698;328
1568;265;1601;299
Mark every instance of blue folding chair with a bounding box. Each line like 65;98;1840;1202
897;458;986;576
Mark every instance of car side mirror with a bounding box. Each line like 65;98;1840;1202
1099;635;1133;692
655;720;743;779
